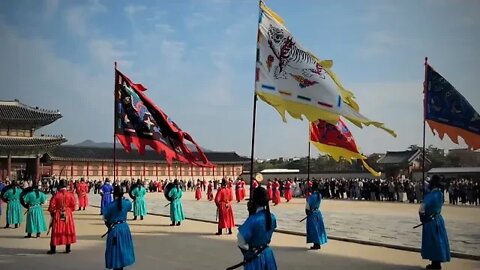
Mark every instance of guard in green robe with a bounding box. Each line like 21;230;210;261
131;180;147;220
168;180;185;226
23;187;48;238
1;181;23;229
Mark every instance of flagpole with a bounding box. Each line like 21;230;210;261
249;0;263;199
422;57;428;200
307;124;311;181
113;62;117;183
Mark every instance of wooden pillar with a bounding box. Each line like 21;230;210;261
155;163;158;180
86;161;89;178
35;155;41;181
212;166;215;180
191;166;193;180
222;164;225;178
202;167;205;180
143;162;146;180
7;155;12;181
179;164;182;178
130;162;132;178
101;161;104;179
70;161;73;178
168;165;171;180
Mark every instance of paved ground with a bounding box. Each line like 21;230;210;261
90;190;480;257
1;205;479;270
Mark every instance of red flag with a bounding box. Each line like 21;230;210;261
310;119;380;176
114;69;214;167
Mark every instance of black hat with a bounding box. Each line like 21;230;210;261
173;179;179;185
221;179;227;186
429;175;441;189
58;180;67;188
312;181;320;191
113;185;124;198
252;187;269;207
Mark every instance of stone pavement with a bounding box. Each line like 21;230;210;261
0;206;479;270
90;190;480;258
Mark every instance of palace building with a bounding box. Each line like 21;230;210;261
0;100;66;180
0;100;249;181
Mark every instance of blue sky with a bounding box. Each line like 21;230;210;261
0;0;479;159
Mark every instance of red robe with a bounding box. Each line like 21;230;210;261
195;184;202;200
235;181;242;202
284;181;292;202
207;183;213;201
272;181;281;205
48;189;77;246
76;182;89;208
307;180;313;197
215;187;234;229
240;181;246;201
227;181;234;202
267;182;272;200
252;180;259;189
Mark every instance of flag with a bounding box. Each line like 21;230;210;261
310;119;381;176
425;64;480;150
114;69;214;167
256;2;396;137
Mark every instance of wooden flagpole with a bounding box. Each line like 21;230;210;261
422;57;428;200
307;124;311;181
113;62;117;183
249;0;263;199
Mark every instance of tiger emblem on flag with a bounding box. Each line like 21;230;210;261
267;25;326;81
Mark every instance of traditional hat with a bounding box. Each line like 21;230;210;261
252;187;269;207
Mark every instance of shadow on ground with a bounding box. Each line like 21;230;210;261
0;231;426;270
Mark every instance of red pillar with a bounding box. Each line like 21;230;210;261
143;163;146;180
222;165;225;178
130;162;132;178
212;166;215;179
70;162;73;178
101;162;104;179
179;164;182;178
35;155;41;181
7;155;11;181
155;163;158;180
168;165;171;180
202;167;205;181
86;161;89;178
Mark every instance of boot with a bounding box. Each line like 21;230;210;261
133;216;137;221
215;228;222;235
65;244;71;253
36;233;41;238
170;222;175;226
4;223;10;229
78;208;81;211
228;228;232;235
310;243;321;250
14;224;18;229
47;245;56;254
141;216;144;221
24;233;32;238
176;222;181;226
83;207;86;211
426;261;441;269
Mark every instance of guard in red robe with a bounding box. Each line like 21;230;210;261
215;179;234;235
207;181;214;201
195;182;202;200
240;179;246;201
76;178;89;211
227;179;234;202
284;180;293;202
272;180;281;205
235;180;242;203
306;180;313;198
48;180;77;254
266;180;273;201
252;179;259;189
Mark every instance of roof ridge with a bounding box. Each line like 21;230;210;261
0;100;62;115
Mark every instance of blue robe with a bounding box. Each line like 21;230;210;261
238;209;277;270
421;189;450;262
104;198;135;269
306;192;328;245
100;184;114;214
131;186;147;217
0;183;5;215
168;186;185;223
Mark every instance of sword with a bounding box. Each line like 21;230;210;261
299;216;307;222
164;202;171;207
226;245;268;270
47;218;53;235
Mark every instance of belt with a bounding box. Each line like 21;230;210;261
101;220;126;238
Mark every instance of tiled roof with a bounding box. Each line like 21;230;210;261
0;136;67;156
0;100;62;129
47;145;250;164
377;150;421;164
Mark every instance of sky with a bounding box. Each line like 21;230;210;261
0;0;479;159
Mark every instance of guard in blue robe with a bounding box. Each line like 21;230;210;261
236;187;277;270
0;182;5;216
103;186;135;270
100;179;114;215
168;180;185;226
305;181;328;250
420;175;450;270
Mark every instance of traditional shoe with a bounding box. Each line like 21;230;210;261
47;245;56;255
310;244;321;250
36;233;41;238
65;245;71;253
133;217;137;221
24;234;32;238
170;223;175;226
176;222;181;226
215;228;222;235
14;224;18;229
4;225;10;229
141;216;144;220
426;264;441;269
228;229;233;235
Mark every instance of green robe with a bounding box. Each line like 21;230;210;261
168;186;185;223
131;186;147;217
3;187;23;225
24;191;48;234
